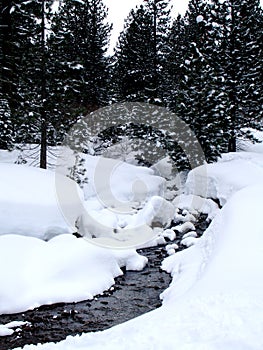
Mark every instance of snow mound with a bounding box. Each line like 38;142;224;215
162;184;263;302
0;234;147;315
185;153;263;205
70;154;166;205
0;164;83;239
57;153;171;246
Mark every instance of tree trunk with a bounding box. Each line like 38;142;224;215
40;0;47;169
228;133;236;152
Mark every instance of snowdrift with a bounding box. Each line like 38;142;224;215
0;234;147;315
0;164;82;239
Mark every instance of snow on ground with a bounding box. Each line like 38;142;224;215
0;163;83;239
185;151;263;205
14;183;263;349
0;234;147;315
0;150;171;314
12;149;263;350
0;150;174;246
173;194;219;219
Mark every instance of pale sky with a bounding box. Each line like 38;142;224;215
52;0;263;55
103;0;189;54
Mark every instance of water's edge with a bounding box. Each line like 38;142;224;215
0;214;209;350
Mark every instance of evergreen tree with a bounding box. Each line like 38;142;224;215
112;6;153;102
112;0;172;103
0;98;14;150
0;1;55;167
213;0;263;151
165;0;226;160
48;0;112;116
0;1;13;149
161;14;186;107
164;0;263;160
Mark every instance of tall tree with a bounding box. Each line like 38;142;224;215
0;1;54;167
112;0;172;103
48;0;112;116
164;0;263;160
0;1;13;149
164;0;226;160
215;0;263;151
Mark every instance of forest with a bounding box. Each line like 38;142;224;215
0;0;262;168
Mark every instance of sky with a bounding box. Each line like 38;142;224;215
103;0;189;54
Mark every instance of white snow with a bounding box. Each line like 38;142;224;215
162;228;176;241
57;152;174;247
15;156;263;350
0;321;29;337
0;164;83;239
196;14;204;23
173;194;219;219
182;230;198;239
0;234;147;315
185;152;263;205
0;151;174;247
2;148;263;349
173;221;195;233
180;236;199;247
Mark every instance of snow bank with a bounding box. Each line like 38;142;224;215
0;164;83;239
59;153;166;204
0;234;147;315
0;151;173;246
162;184;263;302
185;152;263;205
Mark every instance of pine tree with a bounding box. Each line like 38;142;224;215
1;1;41;151
112;0;172;103
0;98;14;150
164;0;263;160
165;0;226;161
161;14;186;107
213;0;263;151
0;1;13;149
0;1;55;167
48;0;112;116
112;6;153;102
143;0;173;102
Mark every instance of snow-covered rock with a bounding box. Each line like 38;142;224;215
162;229;176;241
0;321;29;337
180;236;199;247
173;194;219;220
173;221;195;234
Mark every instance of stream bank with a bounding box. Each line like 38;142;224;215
0;214;210;350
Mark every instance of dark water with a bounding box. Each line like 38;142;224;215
0;214;209;350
